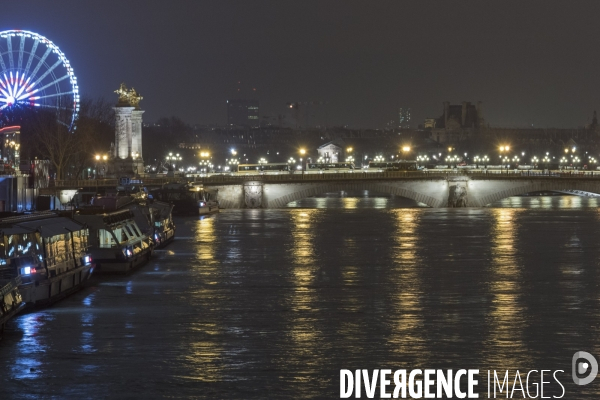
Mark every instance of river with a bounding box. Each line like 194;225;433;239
1;193;600;398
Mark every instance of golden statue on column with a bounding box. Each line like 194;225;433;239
114;83;143;109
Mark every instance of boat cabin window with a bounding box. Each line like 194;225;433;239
131;223;143;237
123;225;135;240
99;229;116;248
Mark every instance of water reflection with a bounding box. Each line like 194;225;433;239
286;191;426;208
180;215;224;382
387;210;427;364
282;210;321;379
490;195;600;208
13;312;53;379
485;209;531;369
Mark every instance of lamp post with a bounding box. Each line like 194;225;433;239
401;146;411;159
573;156;581;170
499;145;510;170
166;152;182;170
559;156;568;170
589;156;597;172
227;158;239;173
531;156;539;169
482;155;489;169
94;154;108;178
299;148;306;174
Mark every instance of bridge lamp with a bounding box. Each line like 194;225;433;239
564;148;569;153
300;148;306;156
95;155;100;161
347;147;353;153
231;149;237;156
402;146;411;153
572;147;576;153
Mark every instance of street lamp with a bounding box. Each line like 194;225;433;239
374;155;385;163
94;154;109;178
166;152;182;169
531;156;539;168
559;156;568;170
416;155;429;167
573;156;581;170
299;148;306;173
402;146;411;155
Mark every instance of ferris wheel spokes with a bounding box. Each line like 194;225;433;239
23;40;38;77
0;30;80;128
29;47;51;85
17;35;24;71
6;36;13;70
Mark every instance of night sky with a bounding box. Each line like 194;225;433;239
6;1;600;129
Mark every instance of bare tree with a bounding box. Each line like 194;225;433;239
16;97;114;180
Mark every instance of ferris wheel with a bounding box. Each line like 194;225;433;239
0;30;80;129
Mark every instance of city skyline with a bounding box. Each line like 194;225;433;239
4;1;600;129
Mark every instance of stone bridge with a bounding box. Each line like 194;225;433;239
202;172;600;208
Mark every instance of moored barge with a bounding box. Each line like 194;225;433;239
74;209;153;274
0;213;94;307
0;277;24;335
150;183;219;216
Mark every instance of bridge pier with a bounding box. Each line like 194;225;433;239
244;181;264;208
447;177;469;207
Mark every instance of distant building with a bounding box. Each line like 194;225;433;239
317;142;343;163
425;101;484;143
398;107;411;129
227;99;260;128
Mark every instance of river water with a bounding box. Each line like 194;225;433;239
2;194;600;399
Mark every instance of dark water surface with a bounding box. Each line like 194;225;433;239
2;195;600;398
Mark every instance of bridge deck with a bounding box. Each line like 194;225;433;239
54;170;600;188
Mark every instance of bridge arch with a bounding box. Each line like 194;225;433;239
263;181;446;208
469;179;600;206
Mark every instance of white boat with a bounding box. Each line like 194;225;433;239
74;208;153;274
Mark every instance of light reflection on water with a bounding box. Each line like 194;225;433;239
485;209;531;369
1;195;600;398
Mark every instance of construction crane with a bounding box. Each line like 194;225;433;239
286;101;329;129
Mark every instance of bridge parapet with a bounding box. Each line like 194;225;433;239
53;171;600;209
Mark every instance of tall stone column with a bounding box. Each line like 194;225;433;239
131;110;144;160
114;106;135;159
108;83;144;178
